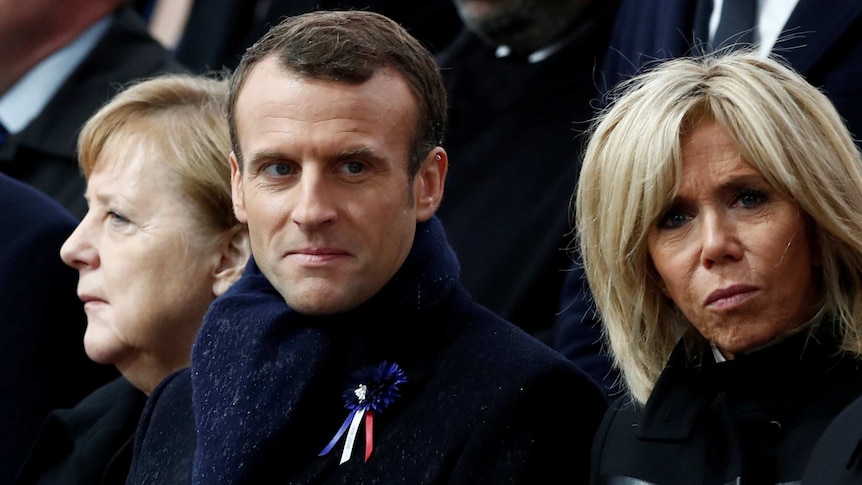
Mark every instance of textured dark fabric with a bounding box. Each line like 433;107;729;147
590;326;862;484
803;392;862;484
0;173;119;484
435;0;620;347
0;4;187;220
128;216;608;484
126;369;195;485
15;377;147;485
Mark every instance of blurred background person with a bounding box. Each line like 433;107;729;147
433;0;621;394
0;173;115;485
598;0;862;142
15;73;249;485
0;0;185;218
135;0;462;73
578;52;862;484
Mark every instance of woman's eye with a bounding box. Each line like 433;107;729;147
263;163;294;176
737;188;768;208
657;209;691;229
107;210;129;224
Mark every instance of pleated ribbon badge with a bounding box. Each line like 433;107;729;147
319;361;408;464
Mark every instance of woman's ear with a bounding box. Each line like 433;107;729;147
413;147;448;222
212;225;250;297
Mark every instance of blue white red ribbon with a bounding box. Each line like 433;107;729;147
319;361;407;463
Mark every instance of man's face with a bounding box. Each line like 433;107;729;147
231;57;445;315
451;0;592;51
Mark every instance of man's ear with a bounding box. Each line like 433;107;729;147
212;226;251;297
230;151;248;223
413;147;448;222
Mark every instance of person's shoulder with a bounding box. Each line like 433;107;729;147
0;173;76;227
804;393;862;484
451;302;608;399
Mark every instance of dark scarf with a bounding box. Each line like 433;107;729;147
190;216;463;483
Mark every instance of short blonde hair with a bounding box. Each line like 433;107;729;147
78;73;237;235
576;51;862;404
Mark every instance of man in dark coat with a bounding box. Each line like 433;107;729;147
433;0;620;345
0;0;186;219
127;10;607;484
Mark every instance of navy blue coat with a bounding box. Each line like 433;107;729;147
128;218;608;484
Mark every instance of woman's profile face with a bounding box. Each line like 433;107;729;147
60;138;221;388
646;120;821;359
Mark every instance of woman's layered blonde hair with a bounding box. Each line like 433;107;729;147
576;51;862;404
78;73;238;235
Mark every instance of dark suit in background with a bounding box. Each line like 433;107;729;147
600;0;862;142
0;4;186;219
435;1;622;400
0;173;118;484
173;0;462;73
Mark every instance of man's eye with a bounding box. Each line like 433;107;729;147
342;161;366;175
264;163;294;176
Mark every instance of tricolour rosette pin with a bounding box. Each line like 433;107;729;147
319;361;407;464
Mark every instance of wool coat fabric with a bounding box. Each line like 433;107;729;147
128;216;607;484
15;377;147;485
590;325;862;484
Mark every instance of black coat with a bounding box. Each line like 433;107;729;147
591;328;862;484
128;217;608;484
0;173;119;484
434;1;620;344
15;377;147;485
803;392;862;483
0;4;186;219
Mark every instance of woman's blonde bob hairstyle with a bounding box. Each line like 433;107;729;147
576;51;862;404
78;73;238;235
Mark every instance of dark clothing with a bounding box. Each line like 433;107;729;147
803;392;862;484
176;0;462;73
0;4;186;219
435;1;620;346
599;0;862;143
590;327;862;484
0;173;118;483
16;377;147;485
129;216;607;484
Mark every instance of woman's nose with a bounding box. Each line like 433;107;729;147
699;211;743;268
60;215;98;270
